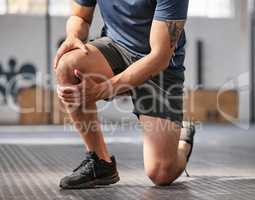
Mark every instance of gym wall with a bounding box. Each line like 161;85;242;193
0;2;251;124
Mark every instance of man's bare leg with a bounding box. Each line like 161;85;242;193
141;115;192;185
55;45;114;162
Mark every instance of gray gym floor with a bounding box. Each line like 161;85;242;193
0;124;255;200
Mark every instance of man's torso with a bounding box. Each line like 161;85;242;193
97;0;187;71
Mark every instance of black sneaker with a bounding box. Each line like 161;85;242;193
180;121;196;177
59;152;120;189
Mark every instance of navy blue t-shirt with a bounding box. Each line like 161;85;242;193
75;0;189;71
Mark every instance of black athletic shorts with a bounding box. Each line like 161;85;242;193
89;37;184;124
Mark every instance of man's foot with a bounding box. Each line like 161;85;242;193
180;121;196;162
60;152;120;189
180;122;196;177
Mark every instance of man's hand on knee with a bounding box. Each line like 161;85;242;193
54;36;89;69
57;69;113;107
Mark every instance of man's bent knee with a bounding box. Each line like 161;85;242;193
146;160;176;186
55;50;84;85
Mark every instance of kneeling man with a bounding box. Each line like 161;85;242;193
55;0;195;189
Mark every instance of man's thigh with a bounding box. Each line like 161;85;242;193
56;43;114;85
140;115;181;173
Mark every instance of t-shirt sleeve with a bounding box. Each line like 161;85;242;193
153;0;189;21
75;0;97;7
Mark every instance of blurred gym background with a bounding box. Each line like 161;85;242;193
0;1;255;199
0;0;254;126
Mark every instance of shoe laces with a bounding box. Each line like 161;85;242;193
73;159;89;172
73;158;96;177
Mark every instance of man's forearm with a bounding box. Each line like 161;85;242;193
66;15;90;40
101;20;185;99
101;52;171;98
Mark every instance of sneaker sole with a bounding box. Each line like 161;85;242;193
60;173;120;189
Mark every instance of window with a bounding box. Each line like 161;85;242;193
7;0;46;14
0;0;71;15
188;0;235;18
0;0;7;14
49;0;71;16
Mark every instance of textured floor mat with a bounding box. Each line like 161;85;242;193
0;144;255;200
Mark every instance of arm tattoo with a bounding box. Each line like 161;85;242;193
166;21;185;49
